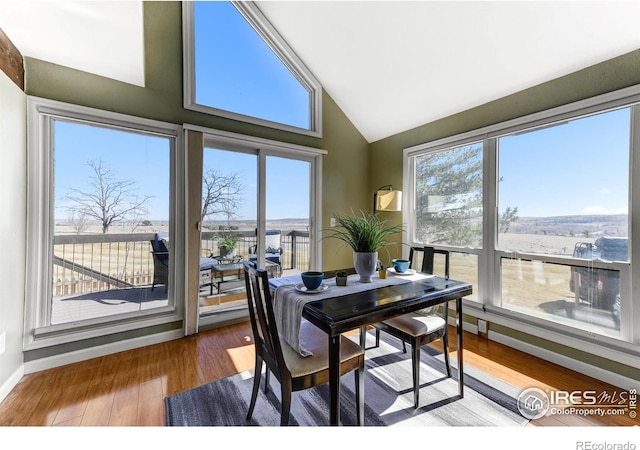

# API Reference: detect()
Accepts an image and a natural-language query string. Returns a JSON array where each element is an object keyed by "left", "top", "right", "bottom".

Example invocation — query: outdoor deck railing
[{"left": 53, "top": 230, "right": 310, "bottom": 297}]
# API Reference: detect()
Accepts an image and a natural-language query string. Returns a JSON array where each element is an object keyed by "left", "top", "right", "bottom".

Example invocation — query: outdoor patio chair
[
  {"left": 150, "top": 233, "right": 218, "bottom": 292},
  {"left": 249, "top": 230, "right": 283, "bottom": 274},
  {"left": 370, "top": 246, "right": 451, "bottom": 408},
  {"left": 243, "top": 261, "right": 365, "bottom": 425}
]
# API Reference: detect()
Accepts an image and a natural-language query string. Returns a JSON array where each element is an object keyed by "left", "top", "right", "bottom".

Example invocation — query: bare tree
[
  {"left": 66, "top": 159, "right": 152, "bottom": 234},
  {"left": 201, "top": 168, "right": 244, "bottom": 222},
  {"left": 67, "top": 210, "right": 91, "bottom": 234}
]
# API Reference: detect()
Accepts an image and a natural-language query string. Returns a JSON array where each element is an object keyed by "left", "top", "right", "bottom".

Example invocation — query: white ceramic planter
[{"left": 353, "top": 251, "right": 378, "bottom": 283}]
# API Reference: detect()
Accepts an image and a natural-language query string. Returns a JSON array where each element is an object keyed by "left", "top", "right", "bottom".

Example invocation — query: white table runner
[{"left": 273, "top": 271, "right": 432, "bottom": 356}]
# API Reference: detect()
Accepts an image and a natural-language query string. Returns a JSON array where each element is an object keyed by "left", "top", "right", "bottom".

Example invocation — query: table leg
[
  {"left": 329, "top": 333, "right": 341, "bottom": 426},
  {"left": 456, "top": 296, "right": 464, "bottom": 397},
  {"left": 359, "top": 326, "right": 367, "bottom": 348}
]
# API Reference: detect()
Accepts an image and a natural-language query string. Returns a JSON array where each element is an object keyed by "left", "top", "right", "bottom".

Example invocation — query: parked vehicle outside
[
  {"left": 569, "top": 237, "right": 627, "bottom": 325},
  {"left": 613, "top": 292, "right": 621, "bottom": 327}
]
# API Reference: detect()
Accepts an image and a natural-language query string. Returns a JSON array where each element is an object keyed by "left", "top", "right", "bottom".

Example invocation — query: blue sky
[
  {"left": 194, "top": 1, "right": 310, "bottom": 129},
  {"left": 202, "top": 148, "right": 310, "bottom": 221},
  {"left": 54, "top": 122, "right": 311, "bottom": 223},
  {"left": 498, "top": 107, "right": 630, "bottom": 217},
  {"left": 53, "top": 2, "right": 631, "bottom": 224},
  {"left": 54, "top": 120, "right": 171, "bottom": 222}
]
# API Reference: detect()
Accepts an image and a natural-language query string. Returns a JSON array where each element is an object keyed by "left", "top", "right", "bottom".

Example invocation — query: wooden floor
[{"left": 0, "top": 321, "right": 634, "bottom": 426}]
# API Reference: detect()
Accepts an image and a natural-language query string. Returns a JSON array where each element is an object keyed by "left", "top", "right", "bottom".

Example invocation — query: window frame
[
  {"left": 25, "top": 96, "right": 185, "bottom": 351},
  {"left": 403, "top": 84, "right": 640, "bottom": 364},
  {"left": 182, "top": 1, "right": 323, "bottom": 138}
]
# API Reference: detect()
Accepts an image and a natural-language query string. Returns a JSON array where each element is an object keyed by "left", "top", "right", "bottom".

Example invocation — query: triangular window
[{"left": 184, "top": 1, "right": 322, "bottom": 136}]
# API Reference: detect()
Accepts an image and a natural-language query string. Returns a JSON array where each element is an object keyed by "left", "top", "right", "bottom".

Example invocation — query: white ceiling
[
  {"left": 2, "top": 1, "right": 640, "bottom": 142},
  {"left": 0, "top": 1, "right": 145, "bottom": 87}
]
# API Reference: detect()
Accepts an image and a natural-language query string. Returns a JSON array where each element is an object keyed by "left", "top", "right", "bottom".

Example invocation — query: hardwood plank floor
[{"left": 0, "top": 321, "right": 634, "bottom": 427}]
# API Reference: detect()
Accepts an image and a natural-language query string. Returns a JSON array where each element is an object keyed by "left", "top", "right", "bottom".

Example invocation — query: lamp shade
[{"left": 375, "top": 189, "right": 402, "bottom": 212}]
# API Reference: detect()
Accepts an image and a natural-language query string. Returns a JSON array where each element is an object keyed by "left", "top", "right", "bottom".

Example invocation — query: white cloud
[{"left": 597, "top": 188, "right": 612, "bottom": 194}]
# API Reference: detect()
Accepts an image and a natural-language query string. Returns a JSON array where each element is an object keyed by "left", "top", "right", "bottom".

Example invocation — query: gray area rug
[{"left": 165, "top": 331, "right": 529, "bottom": 426}]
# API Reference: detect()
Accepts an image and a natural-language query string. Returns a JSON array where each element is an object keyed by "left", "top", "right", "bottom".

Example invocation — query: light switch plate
[
  {"left": 478, "top": 320, "right": 487, "bottom": 334},
  {"left": 0, "top": 332, "right": 5, "bottom": 355}
]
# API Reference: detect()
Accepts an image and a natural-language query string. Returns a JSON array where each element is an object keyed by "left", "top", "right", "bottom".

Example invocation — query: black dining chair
[
  {"left": 372, "top": 246, "right": 451, "bottom": 408},
  {"left": 243, "top": 261, "right": 365, "bottom": 425},
  {"left": 149, "top": 233, "right": 218, "bottom": 293}
]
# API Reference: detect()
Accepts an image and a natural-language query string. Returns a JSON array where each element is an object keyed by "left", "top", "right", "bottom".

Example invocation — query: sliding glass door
[
  {"left": 196, "top": 137, "right": 316, "bottom": 327},
  {"left": 266, "top": 155, "right": 311, "bottom": 277},
  {"left": 198, "top": 147, "right": 257, "bottom": 320}
]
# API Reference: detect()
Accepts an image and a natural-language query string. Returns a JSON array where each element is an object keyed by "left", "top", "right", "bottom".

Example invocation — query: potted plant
[
  {"left": 218, "top": 235, "right": 239, "bottom": 258},
  {"left": 324, "top": 211, "right": 404, "bottom": 282},
  {"left": 335, "top": 270, "right": 349, "bottom": 286}
]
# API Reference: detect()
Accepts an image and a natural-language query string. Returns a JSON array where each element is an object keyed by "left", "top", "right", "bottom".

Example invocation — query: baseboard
[
  {"left": 489, "top": 330, "right": 638, "bottom": 390},
  {"left": 0, "top": 365, "right": 24, "bottom": 405},
  {"left": 447, "top": 314, "right": 478, "bottom": 335},
  {"left": 23, "top": 329, "right": 184, "bottom": 374}
]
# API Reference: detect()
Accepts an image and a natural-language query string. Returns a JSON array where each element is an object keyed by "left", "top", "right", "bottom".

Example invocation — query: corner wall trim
[{"left": 0, "top": 365, "right": 24, "bottom": 405}]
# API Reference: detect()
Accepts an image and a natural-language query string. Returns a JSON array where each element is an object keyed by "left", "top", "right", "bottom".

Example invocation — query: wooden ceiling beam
[{"left": 0, "top": 27, "right": 24, "bottom": 91}]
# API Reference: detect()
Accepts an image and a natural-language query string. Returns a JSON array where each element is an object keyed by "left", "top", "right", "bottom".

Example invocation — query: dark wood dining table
[{"left": 301, "top": 275, "right": 472, "bottom": 426}]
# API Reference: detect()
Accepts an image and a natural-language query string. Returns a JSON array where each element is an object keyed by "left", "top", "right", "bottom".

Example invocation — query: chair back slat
[
  {"left": 409, "top": 246, "right": 450, "bottom": 279},
  {"left": 243, "top": 261, "right": 285, "bottom": 369}
]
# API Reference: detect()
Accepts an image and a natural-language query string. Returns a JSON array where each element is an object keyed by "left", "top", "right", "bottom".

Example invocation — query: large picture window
[
  {"left": 25, "top": 98, "right": 183, "bottom": 349},
  {"left": 497, "top": 108, "right": 630, "bottom": 338},
  {"left": 405, "top": 86, "right": 640, "bottom": 350},
  {"left": 183, "top": 1, "right": 322, "bottom": 137}
]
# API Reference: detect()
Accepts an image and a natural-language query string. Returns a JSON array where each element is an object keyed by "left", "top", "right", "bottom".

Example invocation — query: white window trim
[
  {"left": 25, "top": 96, "right": 185, "bottom": 351},
  {"left": 403, "top": 84, "right": 640, "bottom": 361},
  {"left": 182, "top": 1, "right": 323, "bottom": 138}
]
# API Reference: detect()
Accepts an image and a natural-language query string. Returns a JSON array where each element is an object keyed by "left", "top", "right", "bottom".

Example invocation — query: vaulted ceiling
[{"left": 2, "top": 1, "right": 640, "bottom": 142}]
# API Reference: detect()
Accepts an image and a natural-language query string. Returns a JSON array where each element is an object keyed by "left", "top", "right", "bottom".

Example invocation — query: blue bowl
[
  {"left": 391, "top": 259, "right": 410, "bottom": 273},
  {"left": 301, "top": 271, "right": 324, "bottom": 290}
]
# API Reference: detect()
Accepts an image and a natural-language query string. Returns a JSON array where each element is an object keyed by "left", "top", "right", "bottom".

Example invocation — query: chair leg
[
  {"left": 375, "top": 328, "right": 381, "bottom": 348},
  {"left": 402, "top": 340, "right": 407, "bottom": 354},
  {"left": 246, "top": 357, "right": 263, "bottom": 421},
  {"left": 442, "top": 330, "right": 452, "bottom": 378},
  {"left": 264, "top": 367, "right": 271, "bottom": 394},
  {"left": 280, "top": 378, "right": 293, "bottom": 426},
  {"left": 355, "top": 361, "right": 365, "bottom": 426},
  {"left": 411, "top": 342, "right": 421, "bottom": 409}
]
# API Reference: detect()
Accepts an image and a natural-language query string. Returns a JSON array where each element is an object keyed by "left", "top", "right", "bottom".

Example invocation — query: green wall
[
  {"left": 24, "top": 1, "right": 370, "bottom": 273},
  {"left": 369, "top": 49, "right": 640, "bottom": 382}
]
